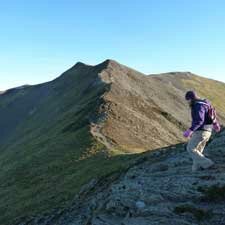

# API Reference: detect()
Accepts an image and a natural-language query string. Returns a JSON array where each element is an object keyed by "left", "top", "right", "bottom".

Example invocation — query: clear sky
[{"left": 0, "top": 0, "right": 225, "bottom": 90}]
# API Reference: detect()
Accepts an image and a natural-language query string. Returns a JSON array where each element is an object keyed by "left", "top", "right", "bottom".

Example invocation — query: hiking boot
[
  {"left": 202, "top": 161, "right": 215, "bottom": 170},
  {"left": 205, "top": 163, "right": 217, "bottom": 170},
  {"left": 192, "top": 164, "right": 202, "bottom": 172}
]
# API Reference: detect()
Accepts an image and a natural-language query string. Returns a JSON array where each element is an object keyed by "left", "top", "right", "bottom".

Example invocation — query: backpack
[{"left": 195, "top": 99, "right": 217, "bottom": 124}]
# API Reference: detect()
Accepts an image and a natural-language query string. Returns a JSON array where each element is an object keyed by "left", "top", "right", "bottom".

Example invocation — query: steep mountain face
[
  {"left": 0, "top": 59, "right": 225, "bottom": 225},
  {"left": 96, "top": 61, "right": 188, "bottom": 152},
  {"left": 92, "top": 61, "right": 225, "bottom": 152}
]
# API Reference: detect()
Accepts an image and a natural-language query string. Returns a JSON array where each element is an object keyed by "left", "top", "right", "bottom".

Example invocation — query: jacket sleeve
[{"left": 190, "top": 103, "right": 206, "bottom": 131}]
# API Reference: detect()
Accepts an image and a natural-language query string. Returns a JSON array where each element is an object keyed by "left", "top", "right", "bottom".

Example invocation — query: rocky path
[
  {"left": 68, "top": 129, "right": 225, "bottom": 225},
  {"left": 90, "top": 123, "right": 114, "bottom": 150}
]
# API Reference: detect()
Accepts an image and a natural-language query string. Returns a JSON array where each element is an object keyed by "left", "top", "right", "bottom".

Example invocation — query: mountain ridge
[{"left": 1, "top": 58, "right": 223, "bottom": 95}]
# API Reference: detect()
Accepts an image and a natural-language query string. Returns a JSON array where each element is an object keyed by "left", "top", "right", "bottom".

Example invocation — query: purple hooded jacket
[{"left": 190, "top": 99, "right": 212, "bottom": 132}]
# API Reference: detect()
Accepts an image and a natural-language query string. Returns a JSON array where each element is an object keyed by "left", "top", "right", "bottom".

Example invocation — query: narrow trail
[{"left": 90, "top": 123, "right": 114, "bottom": 150}]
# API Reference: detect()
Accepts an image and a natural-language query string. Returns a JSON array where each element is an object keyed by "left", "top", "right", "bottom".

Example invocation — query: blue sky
[{"left": 0, "top": 0, "right": 225, "bottom": 90}]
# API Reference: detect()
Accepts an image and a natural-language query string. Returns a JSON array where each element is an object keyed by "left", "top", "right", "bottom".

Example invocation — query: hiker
[{"left": 183, "top": 91, "right": 221, "bottom": 172}]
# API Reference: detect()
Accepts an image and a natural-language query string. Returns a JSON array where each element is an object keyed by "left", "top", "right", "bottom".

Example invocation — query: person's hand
[
  {"left": 213, "top": 121, "right": 221, "bottom": 133},
  {"left": 183, "top": 129, "right": 193, "bottom": 138}
]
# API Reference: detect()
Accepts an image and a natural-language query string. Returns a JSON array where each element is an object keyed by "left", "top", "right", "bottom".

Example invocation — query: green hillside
[
  {"left": 151, "top": 72, "right": 225, "bottom": 121},
  {"left": 183, "top": 74, "right": 225, "bottom": 120}
]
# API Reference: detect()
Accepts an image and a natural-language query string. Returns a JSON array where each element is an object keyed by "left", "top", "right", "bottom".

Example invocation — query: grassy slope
[
  {"left": 181, "top": 75, "right": 225, "bottom": 121},
  {"left": 0, "top": 64, "right": 138, "bottom": 225},
  {"left": 152, "top": 72, "right": 225, "bottom": 123}
]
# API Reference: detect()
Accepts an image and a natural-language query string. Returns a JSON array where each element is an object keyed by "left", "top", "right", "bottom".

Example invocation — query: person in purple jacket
[{"left": 183, "top": 91, "right": 221, "bottom": 172}]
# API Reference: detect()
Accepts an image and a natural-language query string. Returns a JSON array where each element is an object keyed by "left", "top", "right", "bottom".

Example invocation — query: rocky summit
[{"left": 0, "top": 59, "right": 225, "bottom": 225}]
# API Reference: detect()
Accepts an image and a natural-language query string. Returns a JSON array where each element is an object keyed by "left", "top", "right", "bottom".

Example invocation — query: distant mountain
[{"left": 0, "top": 59, "right": 225, "bottom": 225}]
